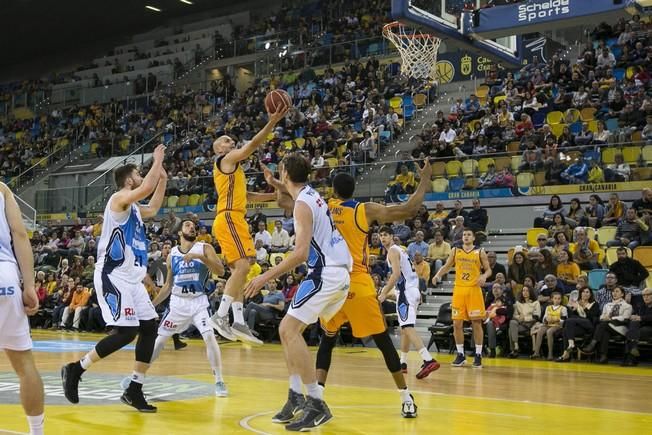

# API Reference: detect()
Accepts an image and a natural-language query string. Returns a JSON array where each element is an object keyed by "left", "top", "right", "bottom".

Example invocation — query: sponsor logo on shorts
[
  {"left": 451, "top": 307, "right": 459, "bottom": 316},
  {"left": 162, "top": 320, "right": 178, "bottom": 330},
  {"left": 469, "top": 309, "right": 482, "bottom": 317},
  {"left": 124, "top": 307, "right": 136, "bottom": 320}
]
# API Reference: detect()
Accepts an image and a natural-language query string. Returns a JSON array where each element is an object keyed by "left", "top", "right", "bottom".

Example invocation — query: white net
[{"left": 383, "top": 22, "right": 441, "bottom": 81}]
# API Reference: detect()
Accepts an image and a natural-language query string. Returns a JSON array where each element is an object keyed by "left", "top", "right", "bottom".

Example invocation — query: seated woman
[
  {"left": 484, "top": 288, "right": 512, "bottom": 358},
  {"left": 557, "top": 286, "right": 600, "bottom": 362},
  {"left": 565, "top": 198, "right": 587, "bottom": 228},
  {"left": 556, "top": 249, "right": 581, "bottom": 293},
  {"left": 547, "top": 213, "right": 572, "bottom": 242},
  {"left": 534, "top": 195, "right": 566, "bottom": 228},
  {"left": 533, "top": 250, "right": 556, "bottom": 283},
  {"left": 507, "top": 251, "right": 535, "bottom": 299},
  {"left": 602, "top": 193, "right": 626, "bottom": 226},
  {"left": 585, "top": 194, "right": 605, "bottom": 228},
  {"left": 551, "top": 231, "right": 570, "bottom": 263},
  {"left": 531, "top": 291, "right": 568, "bottom": 360},
  {"left": 581, "top": 286, "right": 632, "bottom": 364},
  {"left": 508, "top": 285, "right": 541, "bottom": 358}
]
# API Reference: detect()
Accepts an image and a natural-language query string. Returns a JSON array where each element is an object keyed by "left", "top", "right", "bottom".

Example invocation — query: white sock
[
  {"left": 568, "top": 339, "right": 575, "bottom": 348},
  {"left": 27, "top": 414, "right": 44, "bottom": 435},
  {"left": 203, "top": 332, "right": 223, "bottom": 383},
  {"left": 399, "top": 388, "right": 412, "bottom": 403},
  {"left": 305, "top": 382, "right": 323, "bottom": 400},
  {"left": 130, "top": 371, "right": 146, "bottom": 384},
  {"left": 475, "top": 345, "right": 483, "bottom": 356},
  {"left": 232, "top": 302, "right": 245, "bottom": 325},
  {"left": 418, "top": 347, "right": 432, "bottom": 362},
  {"left": 400, "top": 352, "right": 408, "bottom": 364},
  {"left": 79, "top": 353, "right": 94, "bottom": 370},
  {"left": 216, "top": 295, "right": 234, "bottom": 317},
  {"left": 289, "top": 374, "right": 302, "bottom": 394},
  {"left": 456, "top": 344, "right": 464, "bottom": 354}
]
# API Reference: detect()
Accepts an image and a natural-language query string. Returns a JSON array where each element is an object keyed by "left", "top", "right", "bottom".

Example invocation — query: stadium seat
[
  {"left": 326, "top": 157, "right": 339, "bottom": 168},
  {"left": 533, "top": 171, "right": 545, "bottom": 186},
  {"left": 187, "top": 194, "right": 200, "bottom": 206},
  {"left": 565, "top": 108, "right": 581, "bottom": 123},
  {"left": 493, "top": 95, "right": 506, "bottom": 105},
  {"left": 431, "top": 161, "right": 446, "bottom": 178},
  {"left": 477, "top": 158, "right": 495, "bottom": 175},
  {"left": 527, "top": 228, "right": 548, "bottom": 247},
  {"left": 464, "top": 176, "right": 479, "bottom": 190},
  {"left": 633, "top": 246, "right": 652, "bottom": 270},
  {"left": 601, "top": 147, "right": 618, "bottom": 165},
  {"left": 622, "top": 146, "right": 641, "bottom": 165},
  {"left": 588, "top": 269, "right": 608, "bottom": 291},
  {"left": 632, "top": 167, "right": 652, "bottom": 181},
  {"left": 389, "top": 96, "right": 402, "bottom": 109},
  {"left": 445, "top": 160, "right": 462, "bottom": 177},
  {"left": 587, "top": 120, "right": 599, "bottom": 133},
  {"left": 613, "top": 68, "right": 626, "bottom": 81},
  {"left": 583, "top": 150, "right": 601, "bottom": 163},
  {"left": 516, "top": 172, "right": 534, "bottom": 189},
  {"left": 431, "top": 178, "right": 448, "bottom": 192},
  {"left": 550, "top": 123, "right": 565, "bottom": 138},
  {"left": 596, "top": 226, "right": 617, "bottom": 247},
  {"left": 177, "top": 195, "right": 189, "bottom": 207},
  {"left": 167, "top": 195, "right": 179, "bottom": 208},
  {"left": 506, "top": 142, "right": 520, "bottom": 153},
  {"left": 580, "top": 107, "right": 597, "bottom": 122},
  {"left": 631, "top": 130, "right": 642, "bottom": 144},
  {"left": 494, "top": 156, "right": 511, "bottom": 171},
  {"left": 475, "top": 86, "right": 489, "bottom": 105},
  {"left": 569, "top": 121, "right": 583, "bottom": 135},
  {"left": 403, "top": 104, "right": 415, "bottom": 120},
  {"left": 448, "top": 177, "right": 465, "bottom": 192},
  {"left": 295, "top": 137, "right": 306, "bottom": 148},
  {"left": 511, "top": 155, "right": 521, "bottom": 172},
  {"left": 605, "top": 118, "right": 619, "bottom": 132},
  {"left": 546, "top": 111, "right": 564, "bottom": 125},
  {"left": 413, "top": 93, "right": 427, "bottom": 111},
  {"left": 626, "top": 66, "right": 637, "bottom": 80},
  {"left": 605, "top": 247, "right": 631, "bottom": 266},
  {"left": 462, "top": 159, "right": 478, "bottom": 176},
  {"left": 269, "top": 253, "right": 284, "bottom": 266}
]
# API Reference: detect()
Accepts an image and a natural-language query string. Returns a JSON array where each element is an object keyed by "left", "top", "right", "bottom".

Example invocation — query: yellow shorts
[
  {"left": 322, "top": 272, "right": 386, "bottom": 338},
  {"left": 451, "top": 285, "right": 485, "bottom": 321},
  {"left": 213, "top": 211, "right": 255, "bottom": 265}
]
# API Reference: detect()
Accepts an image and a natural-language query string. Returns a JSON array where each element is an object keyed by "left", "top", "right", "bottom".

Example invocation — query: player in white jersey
[
  {"left": 377, "top": 226, "right": 439, "bottom": 379},
  {"left": 62, "top": 144, "right": 167, "bottom": 413},
  {"left": 119, "top": 219, "right": 227, "bottom": 395},
  {"left": 245, "top": 153, "right": 352, "bottom": 432},
  {"left": 0, "top": 182, "right": 45, "bottom": 435}
]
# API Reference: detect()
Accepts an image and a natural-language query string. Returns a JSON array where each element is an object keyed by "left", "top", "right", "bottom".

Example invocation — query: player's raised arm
[
  {"left": 139, "top": 168, "right": 168, "bottom": 219},
  {"left": 261, "top": 163, "right": 294, "bottom": 211},
  {"left": 365, "top": 160, "right": 432, "bottom": 224},
  {"left": 221, "top": 103, "right": 289, "bottom": 169},
  {"left": 244, "top": 200, "right": 313, "bottom": 298},
  {"left": 247, "top": 191, "right": 278, "bottom": 203},
  {"left": 151, "top": 255, "right": 173, "bottom": 307},
  {"left": 1, "top": 182, "right": 37, "bottom": 314},
  {"left": 113, "top": 143, "right": 166, "bottom": 211},
  {"left": 432, "top": 247, "right": 456, "bottom": 285},
  {"left": 378, "top": 248, "right": 401, "bottom": 303}
]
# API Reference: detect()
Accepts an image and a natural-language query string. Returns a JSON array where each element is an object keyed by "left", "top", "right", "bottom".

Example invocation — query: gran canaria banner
[{"left": 522, "top": 181, "right": 650, "bottom": 196}]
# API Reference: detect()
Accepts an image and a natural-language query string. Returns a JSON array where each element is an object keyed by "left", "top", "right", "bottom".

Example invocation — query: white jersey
[
  {"left": 95, "top": 193, "right": 149, "bottom": 282},
  {"left": 170, "top": 243, "right": 211, "bottom": 299},
  {"left": 0, "top": 191, "right": 16, "bottom": 265},
  {"left": 387, "top": 245, "right": 420, "bottom": 293},
  {"left": 295, "top": 186, "right": 352, "bottom": 272}
]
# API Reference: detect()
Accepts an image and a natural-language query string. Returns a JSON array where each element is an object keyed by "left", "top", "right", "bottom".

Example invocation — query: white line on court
[{"left": 0, "top": 429, "right": 27, "bottom": 435}]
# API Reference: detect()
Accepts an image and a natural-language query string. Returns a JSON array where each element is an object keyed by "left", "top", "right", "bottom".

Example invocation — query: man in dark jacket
[
  {"left": 467, "top": 199, "right": 488, "bottom": 233},
  {"left": 624, "top": 288, "right": 652, "bottom": 366},
  {"left": 609, "top": 247, "right": 649, "bottom": 292},
  {"left": 486, "top": 251, "right": 506, "bottom": 282}
]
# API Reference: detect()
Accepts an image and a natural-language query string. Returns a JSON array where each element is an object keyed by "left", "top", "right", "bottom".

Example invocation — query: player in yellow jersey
[
  {"left": 432, "top": 229, "right": 492, "bottom": 368},
  {"left": 263, "top": 160, "right": 433, "bottom": 418},
  {"left": 208, "top": 102, "right": 289, "bottom": 344}
]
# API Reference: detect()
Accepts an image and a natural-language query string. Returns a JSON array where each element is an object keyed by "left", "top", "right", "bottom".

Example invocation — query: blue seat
[
  {"left": 403, "top": 104, "right": 415, "bottom": 120},
  {"left": 448, "top": 177, "right": 465, "bottom": 192},
  {"left": 611, "top": 46, "right": 622, "bottom": 60},
  {"left": 294, "top": 126, "right": 304, "bottom": 138},
  {"left": 570, "top": 121, "right": 583, "bottom": 135},
  {"left": 583, "top": 150, "right": 601, "bottom": 162},
  {"left": 605, "top": 118, "right": 619, "bottom": 132},
  {"left": 613, "top": 68, "right": 626, "bottom": 81},
  {"left": 588, "top": 269, "right": 608, "bottom": 291},
  {"left": 379, "top": 130, "right": 391, "bottom": 145},
  {"left": 532, "top": 111, "right": 547, "bottom": 129}
]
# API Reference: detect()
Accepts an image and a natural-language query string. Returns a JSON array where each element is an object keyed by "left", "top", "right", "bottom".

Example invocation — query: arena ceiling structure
[{"left": 0, "top": 0, "right": 259, "bottom": 80}]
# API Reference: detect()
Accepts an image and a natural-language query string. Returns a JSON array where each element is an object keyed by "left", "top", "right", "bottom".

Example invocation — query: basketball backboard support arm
[{"left": 391, "top": 0, "right": 523, "bottom": 68}]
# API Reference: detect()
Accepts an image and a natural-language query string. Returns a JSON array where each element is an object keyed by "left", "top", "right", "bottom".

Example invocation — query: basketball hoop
[{"left": 382, "top": 21, "right": 441, "bottom": 81}]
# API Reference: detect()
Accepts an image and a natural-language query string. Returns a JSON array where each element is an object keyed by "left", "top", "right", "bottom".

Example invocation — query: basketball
[{"left": 264, "top": 89, "right": 292, "bottom": 114}]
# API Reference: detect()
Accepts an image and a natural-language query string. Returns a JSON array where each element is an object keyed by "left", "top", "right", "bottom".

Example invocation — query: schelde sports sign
[{"left": 518, "top": 0, "right": 570, "bottom": 23}]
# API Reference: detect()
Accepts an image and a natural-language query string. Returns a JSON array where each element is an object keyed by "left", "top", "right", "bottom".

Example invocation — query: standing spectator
[
  {"left": 427, "top": 230, "right": 451, "bottom": 278},
  {"left": 581, "top": 287, "right": 632, "bottom": 364},
  {"left": 254, "top": 221, "right": 272, "bottom": 249},
  {"left": 407, "top": 231, "right": 428, "bottom": 260},
  {"left": 602, "top": 192, "right": 626, "bottom": 226},
  {"left": 270, "top": 220, "right": 291, "bottom": 253},
  {"left": 624, "top": 288, "right": 652, "bottom": 366},
  {"left": 607, "top": 208, "right": 648, "bottom": 250},
  {"left": 531, "top": 291, "right": 567, "bottom": 360},
  {"left": 508, "top": 285, "right": 541, "bottom": 358},
  {"left": 557, "top": 287, "right": 600, "bottom": 362}
]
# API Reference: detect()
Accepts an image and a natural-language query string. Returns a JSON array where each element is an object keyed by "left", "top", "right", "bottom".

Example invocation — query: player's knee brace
[
  {"left": 372, "top": 331, "right": 402, "bottom": 373},
  {"left": 315, "top": 333, "right": 338, "bottom": 371},
  {"left": 135, "top": 319, "right": 158, "bottom": 363},
  {"left": 95, "top": 326, "right": 139, "bottom": 358}
]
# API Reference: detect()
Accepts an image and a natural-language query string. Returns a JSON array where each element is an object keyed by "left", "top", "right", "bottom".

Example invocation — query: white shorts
[
  {"left": 0, "top": 262, "right": 31, "bottom": 351},
  {"left": 397, "top": 286, "right": 420, "bottom": 328},
  {"left": 95, "top": 271, "right": 158, "bottom": 327},
  {"left": 288, "top": 267, "right": 350, "bottom": 326},
  {"left": 158, "top": 295, "right": 212, "bottom": 337}
]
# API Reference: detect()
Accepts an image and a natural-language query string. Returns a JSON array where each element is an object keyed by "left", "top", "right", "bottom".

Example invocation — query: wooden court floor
[{"left": 1, "top": 331, "right": 651, "bottom": 435}]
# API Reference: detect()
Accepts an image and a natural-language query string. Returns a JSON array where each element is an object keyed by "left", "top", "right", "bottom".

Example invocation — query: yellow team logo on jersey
[
  {"left": 460, "top": 54, "right": 472, "bottom": 76},
  {"left": 436, "top": 61, "right": 455, "bottom": 84}
]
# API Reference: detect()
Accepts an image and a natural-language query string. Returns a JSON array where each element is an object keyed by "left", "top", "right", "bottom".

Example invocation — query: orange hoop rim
[{"left": 382, "top": 21, "right": 438, "bottom": 40}]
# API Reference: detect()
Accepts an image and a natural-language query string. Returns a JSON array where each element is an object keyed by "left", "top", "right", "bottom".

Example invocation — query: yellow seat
[
  {"left": 527, "top": 228, "right": 548, "bottom": 247},
  {"left": 478, "top": 158, "right": 495, "bottom": 175},
  {"left": 413, "top": 93, "right": 427, "bottom": 109},
  {"left": 596, "top": 226, "right": 617, "bottom": 247},
  {"left": 493, "top": 95, "right": 507, "bottom": 105},
  {"left": 494, "top": 156, "right": 511, "bottom": 171},
  {"left": 389, "top": 96, "right": 403, "bottom": 109},
  {"left": 202, "top": 105, "right": 212, "bottom": 115},
  {"left": 445, "top": 160, "right": 462, "bottom": 177},
  {"left": 632, "top": 167, "right": 652, "bottom": 181},
  {"left": 580, "top": 107, "right": 597, "bottom": 122},
  {"left": 533, "top": 171, "right": 545, "bottom": 186},
  {"left": 601, "top": 147, "right": 619, "bottom": 165},
  {"left": 588, "top": 120, "right": 599, "bottom": 133},
  {"left": 177, "top": 195, "right": 189, "bottom": 207},
  {"left": 266, "top": 132, "right": 275, "bottom": 141},
  {"left": 187, "top": 194, "right": 200, "bottom": 206},
  {"left": 506, "top": 141, "right": 520, "bottom": 153},
  {"left": 517, "top": 172, "right": 534, "bottom": 189},
  {"left": 295, "top": 138, "right": 306, "bottom": 148},
  {"left": 511, "top": 155, "right": 521, "bottom": 171},
  {"left": 626, "top": 66, "right": 637, "bottom": 80},
  {"left": 431, "top": 178, "right": 448, "bottom": 192},
  {"left": 167, "top": 195, "right": 179, "bottom": 208},
  {"left": 267, "top": 221, "right": 276, "bottom": 234},
  {"left": 475, "top": 86, "right": 489, "bottom": 105},
  {"left": 464, "top": 176, "right": 479, "bottom": 190},
  {"left": 269, "top": 253, "right": 285, "bottom": 266},
  {"left": 550, "top": 123, "right": 565, "bottom": 138},
  {"left": 643, "top": 145, "right": 652, "bottom": 164},
  {"left": 283, "top": 140, "right": 293, "bottom": 149},
  {"left": 90, "top": 143, "right": 99, "bottom": 154},
  {"left": 119, "top": 138, "right": 130, "bottom": 152},
  {"left": 622, "top": 146, "right": 641, "bottom": 165},
  {"left": 646, "top": 274, "right": 652, "bottom": 290},
  {"left": 326, "top": 157, "right": 339, "bottom": 168},
  {"left": 606, "top": 247, "right": 631, "bottom": 266},
  {"left": 546, "top": 111, "right": 564, "bottom": 125},
  {"left": 462, "top": 159, "right": 478, "bottom": 176},
  {"left": 431, "top": 161, "right": 446, "bottom": 178},
  {"left": 633, "top": 246, "right": 652, "bottom": 269},
  {"left": 632, "top": 130, "right": 642, "bottom": 143},
  {"left": 584, "top": 227, "right": 596, "bottom": 241},
  {"left": 565, "top": 108, "right": 581, "bottom": 123}
]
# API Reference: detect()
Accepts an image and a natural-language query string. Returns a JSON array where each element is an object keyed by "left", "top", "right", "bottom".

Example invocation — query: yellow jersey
[
  {"left": 454, "top": 247, "right": 482, "bottom": 287},
  {"left": 213, "top": 156, "right": 247, "bottom": 214},
  {"left": 328, "top": 198, "right": 368, "bottom": 274}
]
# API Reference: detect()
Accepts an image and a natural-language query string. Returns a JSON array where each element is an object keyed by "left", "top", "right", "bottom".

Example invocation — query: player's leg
[
  {"left": 468, "top": 287, "right": 486, "bottom": 368},
  {"left": 5, "top": 349, "right": 45, "bottom": 435},
  {"left": 194, "top": 300, "right": 227, "bottom": 397},
  {"left": 401, "top": 327, "right": 439, "bottom": 379},
  {"left": 451, "top": 287, "right": 468, "bottom": 366},
  {"left": 316, "top": 308, "right": 348, "bottom": 385},
  {"left": 399, "top": 327, "right": 410, "bottom": 372}
]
